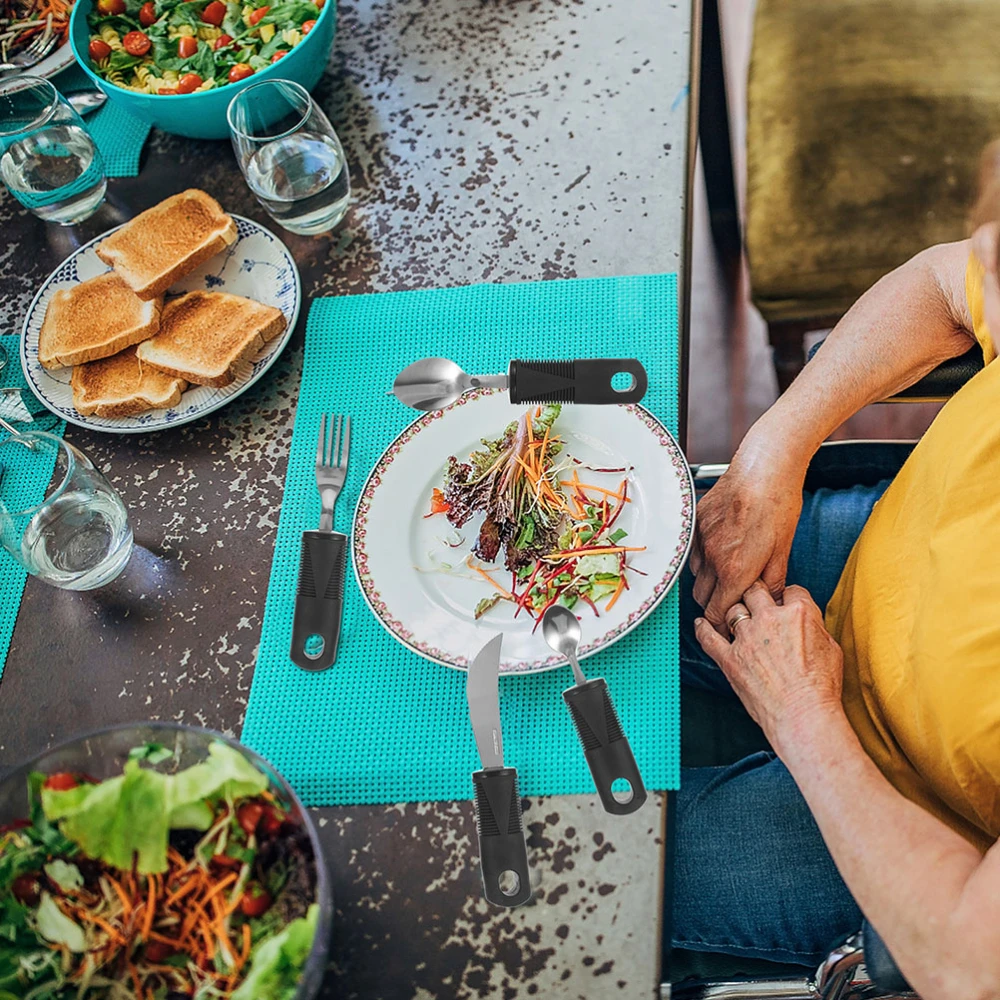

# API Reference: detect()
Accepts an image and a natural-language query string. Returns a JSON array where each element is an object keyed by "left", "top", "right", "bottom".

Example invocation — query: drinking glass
[
  {"left": 0, "top": 431, "right": 132, "bottom": 590},
  {"left": 227, "top": 79, "right": 350, "bottom": 236},
  {"left": 0, "top": 76, "right": 107, "bottom": 225}
]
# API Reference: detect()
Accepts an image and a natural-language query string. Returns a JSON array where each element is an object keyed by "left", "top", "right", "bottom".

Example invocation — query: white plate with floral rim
[
  {"left": 20, "top": 214, "right": 300, "bottom": 434},
  {"left": 353, "top": 390, "right": 695, "bottom": 675}
]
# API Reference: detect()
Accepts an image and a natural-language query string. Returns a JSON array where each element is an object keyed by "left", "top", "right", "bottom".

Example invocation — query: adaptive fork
[
  {"left": 0, "top": 26, "right": 59, "bottom": 73},
  {"left": 291, "top": 414, "right": 351, "bottom": 671}
]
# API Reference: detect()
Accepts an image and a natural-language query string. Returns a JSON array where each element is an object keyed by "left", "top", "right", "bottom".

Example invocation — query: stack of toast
[{"left": 38, "top": 190, "right": 288, "bottom": 419}]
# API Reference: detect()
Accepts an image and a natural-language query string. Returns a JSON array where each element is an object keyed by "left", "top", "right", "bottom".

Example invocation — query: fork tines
[{"left": 317, "top": 413, "right": 351, "bottom": 469}]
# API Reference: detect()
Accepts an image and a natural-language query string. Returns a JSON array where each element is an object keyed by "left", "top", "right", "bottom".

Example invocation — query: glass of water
[
  {"left": 0, "top": 431, "right": 132, "bottom": 591},
  {"left": 0, "top": 76, "right": 107, "bottom": 226},
  {"left": 227, "top": 79, "right": 350, "bottom": 236}
]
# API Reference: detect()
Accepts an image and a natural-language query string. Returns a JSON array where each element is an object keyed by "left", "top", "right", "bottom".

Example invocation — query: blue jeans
[{"left": 672, "top": 479, "right": 891, "bottom": 966}]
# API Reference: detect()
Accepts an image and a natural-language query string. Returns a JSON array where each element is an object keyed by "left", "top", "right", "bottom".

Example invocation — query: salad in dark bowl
[{"left": 0, "top": 724, "right": 330, "bottom": 1000}]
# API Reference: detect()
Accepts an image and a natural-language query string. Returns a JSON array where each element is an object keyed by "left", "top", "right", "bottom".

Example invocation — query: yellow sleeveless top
[{"left": 826, "top": 254, "right": 999, "bottom": 853}]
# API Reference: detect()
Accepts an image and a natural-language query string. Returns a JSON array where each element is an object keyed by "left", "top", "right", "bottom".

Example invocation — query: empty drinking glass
[
  {"left": 227, "top": 79, "right": 350, "bottom": 236},
  {"left": 0, "top": 431, "right": 132, "bottom": 590},
  {"left": 0, "top": 76, "right": 107, "bottom": 225}
]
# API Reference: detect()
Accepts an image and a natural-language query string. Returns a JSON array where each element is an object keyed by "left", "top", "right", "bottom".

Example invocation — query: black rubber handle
[
  {"left": 290, "top": 530, "right": 347, "bottom": 672},
  {"left": 508, "top": 358, "right": 647, "bottom": 404},
  {"left": 472, "top": 767, "right": 532, "bottom": 907},
  {"left": 563, "top": 678, "right": 647, "bottom": 815}
]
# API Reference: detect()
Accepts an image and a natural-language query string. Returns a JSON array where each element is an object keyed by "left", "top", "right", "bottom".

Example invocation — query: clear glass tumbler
[
  {"left": 0, "top": 431, "right": 133, "bottom": 590},
  {"left": 0, "top": 75, "right": 107, "bottom": 225},
  {"left": 227, "top": 79, "right": 351, "bottom": 236}
]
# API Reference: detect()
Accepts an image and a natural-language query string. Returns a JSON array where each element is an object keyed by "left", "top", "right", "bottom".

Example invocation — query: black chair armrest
[
  {"left": 862, "top": 921, "right": 913, "bottom": 994},
  {"left": 807, "top": 341, "right": 983, "bottom": 400}
]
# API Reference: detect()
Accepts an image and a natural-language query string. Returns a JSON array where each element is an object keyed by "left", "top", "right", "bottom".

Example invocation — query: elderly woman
[{"left": 672, "top": 209, "right": 1000, "bottom": 998}]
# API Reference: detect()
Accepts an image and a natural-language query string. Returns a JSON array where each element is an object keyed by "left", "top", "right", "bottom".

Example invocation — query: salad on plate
[
  {"left": 425, "top": 404, "right": 646, "bottom": 626},
  {"left": 85, "top": 0, "right": 323, "bottom": 95},
  {"left": 0, "top": 740, "right": 319, "bottom": 999}
]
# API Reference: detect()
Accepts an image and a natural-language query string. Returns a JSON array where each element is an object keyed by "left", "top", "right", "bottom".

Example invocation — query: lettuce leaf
[
  {"left": 41, "top": 742, "right": 268, "bottom": 874},
  {"left": 231, "top": 904, "right": 318, "bottom": 1000},
  {"left": 35, "top": 894, "right": 85, "bottom": 953}
]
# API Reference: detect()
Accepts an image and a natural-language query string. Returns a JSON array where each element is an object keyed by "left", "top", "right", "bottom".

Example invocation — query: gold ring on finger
[{"left": 727, "top": 612, "right": 752, "bottom": 636}]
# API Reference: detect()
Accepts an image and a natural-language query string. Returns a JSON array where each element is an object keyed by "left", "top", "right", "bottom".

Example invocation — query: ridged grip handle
[
  {"left": 508, "top": 358, "right": 647, "bottom": 404},
  {"left": 472, "top": 767, "right": 532, "bottom": 907},
  {"left": 290, "top": 530, "right": 347, "bottom": 672},
  {"left": 564, "top": 678, "right": 647, "bottom": 815}
]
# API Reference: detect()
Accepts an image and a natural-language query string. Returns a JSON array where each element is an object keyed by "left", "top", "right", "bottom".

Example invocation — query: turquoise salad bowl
[{"left": 69, "top": 0, "right": 335, "bottom": 140}]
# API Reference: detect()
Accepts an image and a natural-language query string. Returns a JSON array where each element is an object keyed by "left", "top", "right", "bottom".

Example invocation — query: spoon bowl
[
  {"left": 541, "top": 605, "right": 587, "bottom": 686},
  {"left": 391, "top": 357, "right": 475, "bottom": 410}
]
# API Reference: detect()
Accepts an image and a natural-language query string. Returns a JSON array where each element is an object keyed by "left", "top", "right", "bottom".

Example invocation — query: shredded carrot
[
  {"left": 468, "top": 558, "right": 515, "bottom": 600},
  {"left": 560, "top": 480, "right": 631, "bottom": 501},
  {"left": 147, "top": 930, "right": 183, "bottom": 946},
  {"left": 199, "top": 920, "right": 216, "bottom": 959},
  {"left": 106, "top": 875, "right": 132, "bottom": 917},
  {"left": 200, "top": 871, "right": 237, "bottom": 907},
  {"left": 545, "top": 545, "right": 646, "bottom": 558},
  {"left": 165, "top": 875, "right": 201, "bottom": 906},
  {"left": 241, "top": 922, "right": 252, "bottom": 963},
  {"left": 605, "top": 576, "right": 626, "bottom": 611},
  {"left": 71, "top": 908, "right": 127, "bottom": 946},
  {"left": 127, "top": 960, "right": 143, "bottom": 998}
]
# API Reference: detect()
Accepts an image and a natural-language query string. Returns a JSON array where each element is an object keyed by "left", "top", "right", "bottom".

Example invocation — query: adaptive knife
[
  {"left": 391, "top": 357, "right": 648, "bottom": 411},
  {"left": 466, "top": 633, "right": 532, "bottom": 907}
]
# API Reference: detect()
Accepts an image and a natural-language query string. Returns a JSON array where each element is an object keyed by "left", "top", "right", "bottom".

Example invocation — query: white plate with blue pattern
[{"left": 20, "top": 214, "right": 300, "bottom": 434}]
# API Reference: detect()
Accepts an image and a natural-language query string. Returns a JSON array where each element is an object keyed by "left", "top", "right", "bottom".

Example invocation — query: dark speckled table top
[{"left": 0, "top": 0, "right": 693, "bottom": 995}]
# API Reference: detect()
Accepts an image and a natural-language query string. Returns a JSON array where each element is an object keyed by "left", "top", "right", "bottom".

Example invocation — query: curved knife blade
[{"left": 467, "top": 633, "right": 504, "bottom": 769}]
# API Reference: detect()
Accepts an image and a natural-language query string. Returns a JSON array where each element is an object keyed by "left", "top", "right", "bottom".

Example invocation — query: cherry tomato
[
  {"left": 43, "top": 772, "right": 79, "bottom": 791},
  {"left": 237, "top": 802, "right": 264, "bottom": 836},
  {"left": 176, "top": 72, "right": 202, "bottom": 93},
  {"left": 144, "top": 940, "right": 176, "bottom": 963},
  {"left": 157, "top": 87, "right": 178, "bottom": 94},
  {"left": 248, "top": 5, "right": 268, "bottom": 24},
  {"left": 259, "top": 803, "right": 286, "bottom": 837},
  {"left": 12, "top": 873, "right": 42, "bottom": 907},
  {"left": 177, "top": 34, "right": 198, "bottom": 57},
  {"left": 95, "top": 0, "right": 125, "bottom": 13},
  {"left": 300, "top": 18, "right": 315, "bottom": 33},
  {"left": 239, "top": 884, "right": 273, "bottom": 918},
  {"left": 213, "top": 32, "right": 233, "bottom": 48},
  {"left": 210, "top": 853, "right": 242, "bottom": 871},
  {"left": 228, "top": 62, "right": 254, "bottom": 82},
  {"left": 139, "top": 1, "right": 157, "bottom": 25},
  {"left": 88, "top": 38, "right": 112, "bottom": 60},
  {"left": 122, "top": 30, "right": 152, "bottom": 56},
  {"left": 201, "top": 0, "right": 226, "bottom": 24},
  {"left": 270, "top": 49, "right": 288, "bottom": 61},
  {"left": 314, "top": 0, "right": 323, "bottom": 8}
]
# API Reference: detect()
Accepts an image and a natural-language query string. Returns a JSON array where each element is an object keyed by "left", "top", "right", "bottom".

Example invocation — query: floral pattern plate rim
[
  {"left": 352, "top": 390, "right": 695, "bottom": 675},
  {"left": 20, "top": 214, "right": 300, "bottom": 435}
]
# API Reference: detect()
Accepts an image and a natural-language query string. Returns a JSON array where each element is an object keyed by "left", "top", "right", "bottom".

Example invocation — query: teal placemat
[
  {"left": 0, "top": 336, "right": 66, "bottom": 678},
  {"left": 55, "top": 65, "right": 152, "bottom": 178},
  {"left": 242, "top": 273, "right": 682, "bottom": 805}
]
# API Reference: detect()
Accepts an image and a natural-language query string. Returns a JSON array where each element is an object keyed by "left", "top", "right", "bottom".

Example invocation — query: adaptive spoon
[{"left": 542, "top": 604, "right": 647, "bottom": 815}]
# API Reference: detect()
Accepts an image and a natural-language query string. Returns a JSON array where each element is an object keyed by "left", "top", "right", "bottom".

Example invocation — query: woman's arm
[
  {"left": 695, "top": 584, "right": 1000, "bottom": 1000},
  {"left": 692, "top": 239, "right": 978, "bottom": 632}
]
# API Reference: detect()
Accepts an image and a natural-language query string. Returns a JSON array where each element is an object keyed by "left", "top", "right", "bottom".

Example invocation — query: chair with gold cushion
[{"left": 745, "top": 0, "right": 1000, "bottom": 391}]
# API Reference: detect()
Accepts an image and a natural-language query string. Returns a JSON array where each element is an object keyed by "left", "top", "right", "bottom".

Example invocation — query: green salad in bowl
[
  {"left": 85, "top": 0, "right": 324, "bottom": 95},
  {"left": 0, "top": 727, "right": 328, "bottom": 999}
]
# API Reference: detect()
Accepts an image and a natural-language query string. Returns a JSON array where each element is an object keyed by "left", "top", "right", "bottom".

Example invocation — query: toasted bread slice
[
  {"left": 71, "top": 346, "right": 188, "bottom": 418},
  {"left": 136, "top": 291, "right": 287, "bottom": 388},
  {"left": 38, "top": 272, "right": 163, "bottom": 370},
  {"left": 95, "top": 190, "right": 238, "bottom": 301}
]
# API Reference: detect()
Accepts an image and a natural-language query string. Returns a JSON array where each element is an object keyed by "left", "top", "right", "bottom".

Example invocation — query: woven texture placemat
[
  {"left": 0, "top": 335, "right": 66, "bottom": 679},
  {"left": 241, "top": 273, "right": 681, "bottom": 805},
  {"left": 55, "top": 65, "right": 152, "bottom": 178}
]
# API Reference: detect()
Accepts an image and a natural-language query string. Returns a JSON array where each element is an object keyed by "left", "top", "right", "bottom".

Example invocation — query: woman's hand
[
  {"left": 690, "top": 446, "right": 806, "bottom": 634},
  {"left": 694, "top": 581, "right": 844, "bottom": 752}
]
